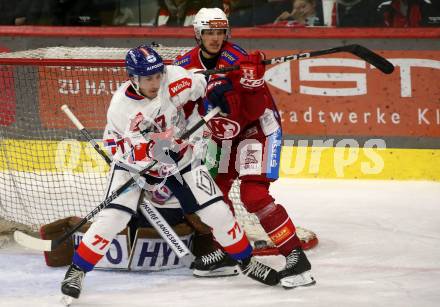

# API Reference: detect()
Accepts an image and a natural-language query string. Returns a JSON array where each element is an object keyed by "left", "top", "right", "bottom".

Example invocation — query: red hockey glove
[
  {"left": 238, "top": 51, "right": 266, "bottom": 90},
  {"left": 206, "top": 77, "right": 240, "bottom": 116}
]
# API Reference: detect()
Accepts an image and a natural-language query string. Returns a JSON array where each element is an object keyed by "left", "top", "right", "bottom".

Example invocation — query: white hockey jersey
[{"left": 103, "top": 65, "right": 207, "bottom": 178}]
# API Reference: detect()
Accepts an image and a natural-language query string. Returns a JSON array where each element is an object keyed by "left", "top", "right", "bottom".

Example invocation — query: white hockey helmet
[{"left": 193, "top": 8, "right": 230, "bottom": 43}]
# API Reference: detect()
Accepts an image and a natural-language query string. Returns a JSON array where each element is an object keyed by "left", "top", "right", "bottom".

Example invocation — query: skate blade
[
  {"left": 193, "top": 266, "right": 239, "bottom": 278},
  {"left": 280, "top": 271, "right": 316, "bottom": 289},
  {"left": 60, "top": 295, "right": 75, "bottom": 306}
]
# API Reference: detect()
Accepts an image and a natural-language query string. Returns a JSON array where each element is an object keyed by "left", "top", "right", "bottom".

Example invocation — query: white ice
[{"left": 1, "top": 178, "right": 440, "bottom": 307}]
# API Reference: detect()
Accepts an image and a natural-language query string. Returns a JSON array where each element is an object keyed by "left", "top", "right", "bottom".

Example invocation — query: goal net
[{"left": 0, "top": 46, "right": 276, "bottom": 246}]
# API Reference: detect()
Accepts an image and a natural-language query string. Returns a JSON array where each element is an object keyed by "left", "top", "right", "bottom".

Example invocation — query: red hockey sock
[
  {"left": 72, "top": 241, "right": 105, "bottom": 272},
  {"left": 259, "top": 204, "right": 302, "bottom": 256}
]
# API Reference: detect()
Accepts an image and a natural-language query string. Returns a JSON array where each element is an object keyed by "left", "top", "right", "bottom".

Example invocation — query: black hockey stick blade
[
  {"left": 263, "top": 44, "right": 394, "bottom": 75},
  {"left": 197, "top": 65, "right": 240, "bottom": 76},
  {"left": 341, "top": 44, "right": 394, "bottom": 74}
]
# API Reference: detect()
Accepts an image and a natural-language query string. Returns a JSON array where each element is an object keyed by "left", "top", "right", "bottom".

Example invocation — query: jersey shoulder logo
[
  {"left": 220, "top": 50, "right": 238, "bottom": 65},
  {"left": 173, "top": 55, "right": 191, "bottom": 67},
  {"left": 208, "top": 117, "right": 240, "bottom": 140},
  {"left": 169, "top": 77, "right": 192, "bottom": 97}
]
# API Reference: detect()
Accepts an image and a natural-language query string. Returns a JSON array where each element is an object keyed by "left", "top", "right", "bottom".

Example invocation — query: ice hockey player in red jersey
[
  {"left": 60, "top": 45, "right": 281, "bottom": 302},
  {"left": 174, "top": 8, "right": 315, "bottom": 288}
]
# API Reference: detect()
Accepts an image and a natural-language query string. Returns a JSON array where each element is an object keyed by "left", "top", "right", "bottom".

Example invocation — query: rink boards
[{"left": 0, "top": 139, "right": 439, "bottom": 181}]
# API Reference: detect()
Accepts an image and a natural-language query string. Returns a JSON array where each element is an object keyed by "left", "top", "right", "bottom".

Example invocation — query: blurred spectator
[
  {"left": 273, "top": 0, "right": 324, "bottom": 26},
  {"left": 0, "top": 1, "right": 25, "bottom": 25},
  {"left": 336, "top": 0, "right": 383, "bottom": 27},
  {"left": 227, "top": 0, "right": 292, "bottom": 26},
  {"left": 114, "top": 0, "right": 160, "bottom": 26},
  {"left": 113, "top": 6, "right": 136, "bottom": 25},
  {"left": 377, "top": 0, "right": 435, "bottom": 27},
  {"left": 52, "top": 0, "right": 102, "bottom": 26},
  {"left": 156, "top": 0, "right": 220, "bottom": 26},
  {"left": 0, "top": 0, "right": 48, "bottom": 25},
  {"left": 420, "top": 1, "right": 440, "bottom": 26}
]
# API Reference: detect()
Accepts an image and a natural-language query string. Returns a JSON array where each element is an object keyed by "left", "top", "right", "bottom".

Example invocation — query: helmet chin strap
[{"left": 129, "top": 76, "right": 144, "bottom": 97}]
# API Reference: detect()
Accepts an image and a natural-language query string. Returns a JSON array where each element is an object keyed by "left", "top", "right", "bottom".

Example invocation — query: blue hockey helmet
[
  {"left": 125, "top": 45, "right": 165, "bottom": 97},
  {"left": 125, "top": 45, "right": 164, "bottom": 77}
]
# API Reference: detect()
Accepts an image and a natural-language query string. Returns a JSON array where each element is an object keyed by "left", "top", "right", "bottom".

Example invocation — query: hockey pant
[{"left": 73, "top": 163, "right": 252, "bottom": 272}]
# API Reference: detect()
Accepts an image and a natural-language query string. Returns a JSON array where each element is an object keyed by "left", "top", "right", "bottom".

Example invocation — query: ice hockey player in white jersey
[{"left": 60, "top": 45, "right": 279, "bottom": 301}]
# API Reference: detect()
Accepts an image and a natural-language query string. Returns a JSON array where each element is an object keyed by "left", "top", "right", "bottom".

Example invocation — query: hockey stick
[
  {"left": 62, "top": 104, "right": 192, "bottom": 259},
  {"left": 13, "top": 106, "right": 221, "bottom": 252},
  {"left": 200, "top": 44, "right": 394, "bottom": 75},
  {"left": 138, "top": 201, "right": 192, "bottom": 259},
  {"left": 61, "top": 105, "right": 112, "bottom": 165}
]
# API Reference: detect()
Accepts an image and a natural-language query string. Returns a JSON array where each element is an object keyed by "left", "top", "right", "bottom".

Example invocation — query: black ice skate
[
  {"left": 278, "top": 248, "right": 316, "bottom": 289},
  {"left": 238, "top": 256, "right": 279, "bottom": 286},
  {"left": 192, "top": 249, "right": 239, "bottom": 277},
  {"left": 61, "top": 264, "right": 86, "bottom": 299}
]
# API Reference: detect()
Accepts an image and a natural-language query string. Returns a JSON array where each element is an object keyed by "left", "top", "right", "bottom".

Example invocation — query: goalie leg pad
[
  {"left": 40, "top": 216, "right": 82, "bottom": 267},
  {"left": 73, "top": 208, "right": 132, "bottom": 272}
]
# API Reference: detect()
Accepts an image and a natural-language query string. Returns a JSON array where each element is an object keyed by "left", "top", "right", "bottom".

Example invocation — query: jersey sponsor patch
[
  {"left": 208, "top": 117, "right": 240, "bottom": 139},
  {"left": 208, "top": 19, "right": 228, "bottom": 28},
  {"left": 220, "top": 50, "right": 238, "bottom": 65},
  {"left": 168, "top": 77, "right": 192, "bottom": 97},
  {"left": 173, "top": 55, "right": 191, "bottom": 67},
  {"left": 260, "top": 108, "right": 280, "bottom": 136},
  {"left": 265, "top": 128, "right": 282, "bottom": 180},
  {"left": 239, "top": 142, "right": 263, "bottom": 176}
]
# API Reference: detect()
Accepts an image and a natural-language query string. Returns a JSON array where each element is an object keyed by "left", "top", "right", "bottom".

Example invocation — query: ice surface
[{"left": 1, "top": 178, "right": 439, "bottom": 307}]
